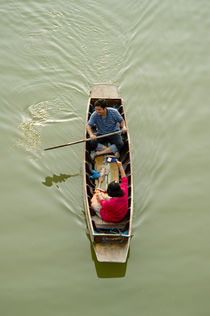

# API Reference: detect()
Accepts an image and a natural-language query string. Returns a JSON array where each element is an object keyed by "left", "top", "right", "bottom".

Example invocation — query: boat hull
[{"left": 84, "top": 83, "right": 133, "bottom": 263}]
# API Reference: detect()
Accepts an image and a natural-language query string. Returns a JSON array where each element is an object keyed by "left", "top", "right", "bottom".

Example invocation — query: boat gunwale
[{"left": 83, "top": 84, "right": 133, "bottom": 261}]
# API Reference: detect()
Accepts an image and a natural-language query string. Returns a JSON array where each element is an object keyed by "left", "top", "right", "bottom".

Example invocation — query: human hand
[
  {"left": 96, "top": 192, "right": 103, "bottom": 201},
  {"left": 121, "top": 126, "right": 128, "bottom": 134},
  {"left": 90, "top": 134, "right": 97, "bottom": 140},
  {"left": 116, "top": 160, "right": 122, "bottom": 168},
  {"left": 95, "top": 193, "right": 100, "bottom": 201}
]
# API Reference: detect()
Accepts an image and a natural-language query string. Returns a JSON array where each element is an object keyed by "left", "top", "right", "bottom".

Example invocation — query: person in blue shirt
[{"left": 86, "top": 99, "right": 127, "bottom": 156}]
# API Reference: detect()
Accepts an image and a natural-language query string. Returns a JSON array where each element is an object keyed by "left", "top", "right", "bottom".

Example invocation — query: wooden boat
[{"left": 84, "top": 84, "right": 133, "bottom": 263}]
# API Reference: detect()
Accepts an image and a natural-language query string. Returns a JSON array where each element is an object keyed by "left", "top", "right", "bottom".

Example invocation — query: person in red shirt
[{"left": 92, "top": 160, "right": 128, "bottom": 222}]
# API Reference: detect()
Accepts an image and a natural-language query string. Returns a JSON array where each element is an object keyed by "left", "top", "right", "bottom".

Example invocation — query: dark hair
[
  {"left": 107, "top": 181, "right": 124, "bottom": 197},
  {"left": 94, "top": 99, "right": 107, "bottom": 109}
]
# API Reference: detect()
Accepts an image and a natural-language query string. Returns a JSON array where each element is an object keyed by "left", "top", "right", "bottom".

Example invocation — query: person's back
[
  {"left": 91, "top": 160, "right": 128, "bottom": 222},
  {"left": 99, "top": 177, "right": 128, "bottom": 222}
]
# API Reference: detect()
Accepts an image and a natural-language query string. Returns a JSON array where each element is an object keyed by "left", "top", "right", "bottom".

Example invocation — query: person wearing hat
[{"left": 92, "top": 160, "right": 128, "bottom": 222}]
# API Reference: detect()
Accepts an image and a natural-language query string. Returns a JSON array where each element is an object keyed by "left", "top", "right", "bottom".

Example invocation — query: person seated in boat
[
  {"left": 91, "top": 160, "right": 128, "bottom": 223},
  {"left": 86, "top": 99, "right": 127, "bottom": 156}
]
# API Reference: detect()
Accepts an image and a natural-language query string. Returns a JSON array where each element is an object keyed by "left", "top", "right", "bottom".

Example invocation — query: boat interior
[{"left": 85, "top": 98, "right": 132, "bottom": 236}]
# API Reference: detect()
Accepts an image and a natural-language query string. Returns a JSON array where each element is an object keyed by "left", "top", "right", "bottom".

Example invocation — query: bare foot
[{"left": 96, "top": 147, "right": 113, "bottom": 156}]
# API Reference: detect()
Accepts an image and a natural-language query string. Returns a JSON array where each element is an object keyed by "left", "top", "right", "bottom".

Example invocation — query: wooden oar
[{"left": 44, "top": 130, "right": 121, "bottom": 151}]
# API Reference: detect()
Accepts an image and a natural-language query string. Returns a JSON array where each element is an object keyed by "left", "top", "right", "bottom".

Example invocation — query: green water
[{"left": 1, "top": 0, "right": 210, "bottom": 315}]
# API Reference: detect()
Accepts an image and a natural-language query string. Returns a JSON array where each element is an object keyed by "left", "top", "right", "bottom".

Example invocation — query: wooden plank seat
[{"left": 92, "top": 215, "right": 129, "bottom": 232}]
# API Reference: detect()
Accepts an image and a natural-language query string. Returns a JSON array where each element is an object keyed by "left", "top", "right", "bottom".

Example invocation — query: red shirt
[{"left": 99, "top": 177, "right": 128, "bottom": 222}]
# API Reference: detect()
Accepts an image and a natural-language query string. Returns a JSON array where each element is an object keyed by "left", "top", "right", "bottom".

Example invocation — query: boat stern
[{"left": 93, "top": 236, "right": 130, "bottom": 263}]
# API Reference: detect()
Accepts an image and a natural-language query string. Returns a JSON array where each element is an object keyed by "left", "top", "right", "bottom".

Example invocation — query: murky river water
[{"left": 1, "top": 0, "right": 210, "bottom": 315}]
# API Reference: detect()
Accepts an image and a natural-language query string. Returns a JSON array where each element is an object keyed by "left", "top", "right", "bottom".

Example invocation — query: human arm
[
  {"left": 86, "top": 124, "right": 97, "bottom": 140},
  {"left": 116, "top": 160, "right": 126, "bottom": 178},
  {"left": 120, "top": 120, "right": 128, "bottom": 134}
]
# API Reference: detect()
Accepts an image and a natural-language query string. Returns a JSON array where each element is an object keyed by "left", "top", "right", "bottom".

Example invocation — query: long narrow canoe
[{"left": 84, "top": 83, "right": 133, "bottom": 263}]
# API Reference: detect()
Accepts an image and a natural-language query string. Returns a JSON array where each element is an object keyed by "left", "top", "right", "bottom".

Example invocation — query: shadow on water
[
  {"left": 42, "top": 173, "right": 79, "bottom": 187},
  {"left": 87, "top": 234, "right": 129, "bottom": 278}
]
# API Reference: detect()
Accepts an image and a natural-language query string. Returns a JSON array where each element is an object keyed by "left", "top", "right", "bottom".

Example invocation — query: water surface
[{"left": 1, "top": 1, "right": 210, "bottom": 315}]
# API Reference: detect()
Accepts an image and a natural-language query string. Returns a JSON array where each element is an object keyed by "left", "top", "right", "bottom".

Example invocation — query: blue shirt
[{"left": 88, "top": 107, "right": 123, "bottom": 135}]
